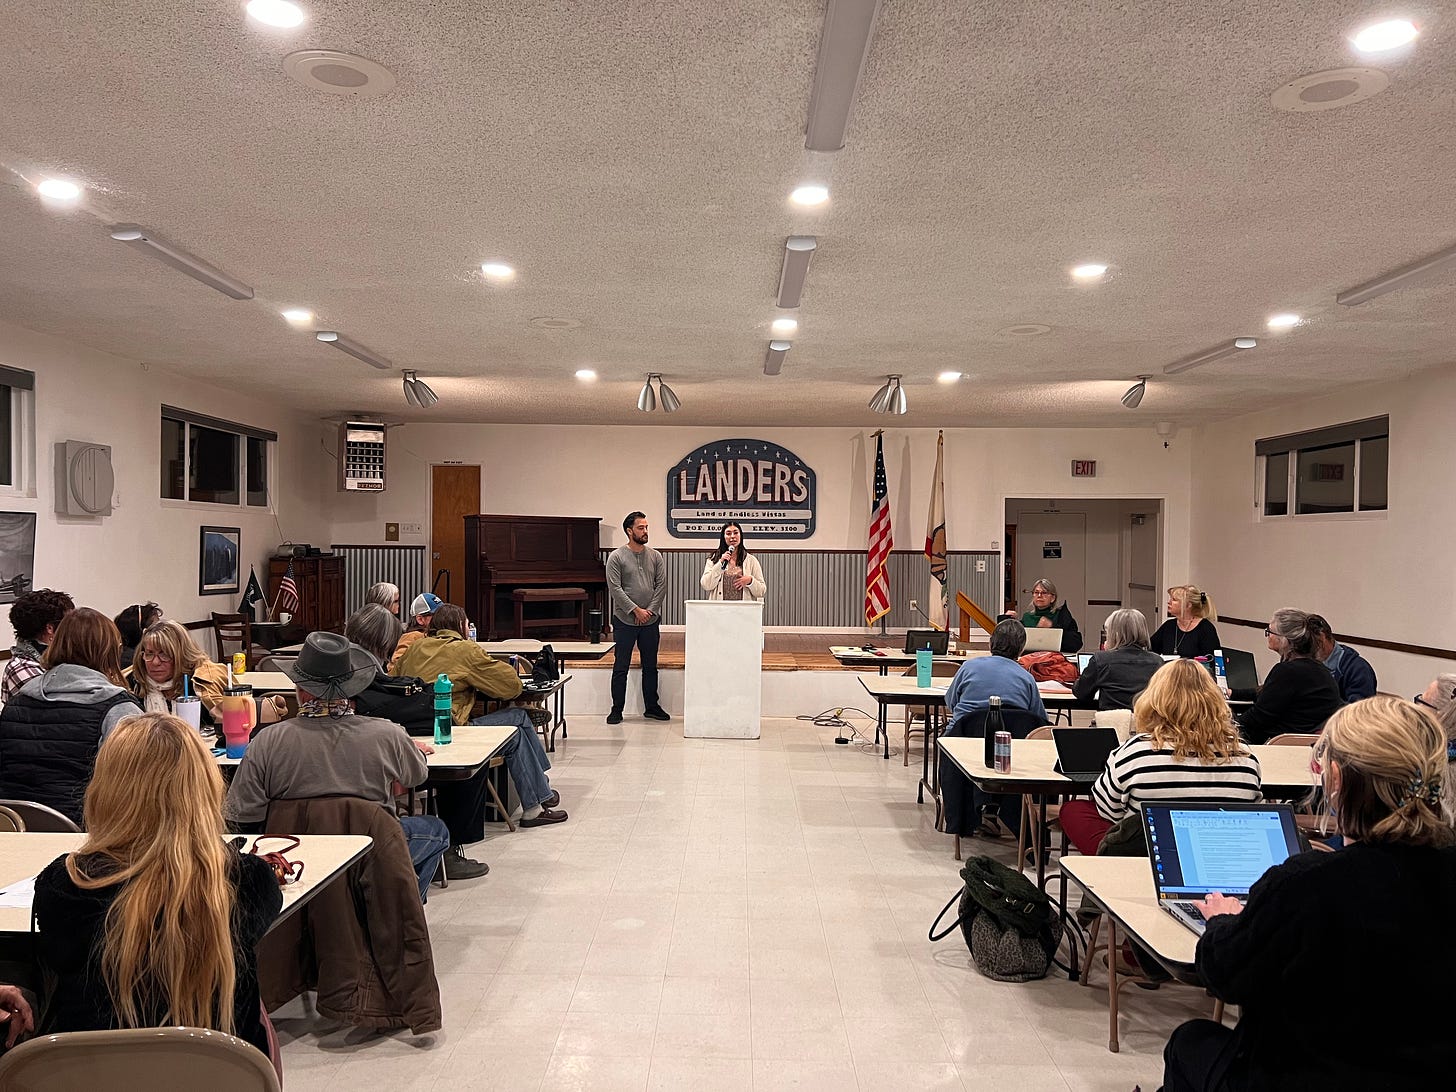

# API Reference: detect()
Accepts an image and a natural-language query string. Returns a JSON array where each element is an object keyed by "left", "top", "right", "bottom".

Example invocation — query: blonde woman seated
[
  {"left": 1162, "top": 697, "right": 1456, "bottom": 1090},
  {"left": 1059, "top": 659, "right": 1263, "bottom": 855},
  {"left": 699, "top": 522, "right": 766, "bottom": 601},
  {"left": 129, "top": 620, "right": 284, "bottom": 729},
  {"left": 33, "top": 713, "right": 282, "bottom": 1064}
]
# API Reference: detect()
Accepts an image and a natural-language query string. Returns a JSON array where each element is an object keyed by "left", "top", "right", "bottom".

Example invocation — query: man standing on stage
[{"left": 605, "top": 511, "right": 668, "bottom": 724}]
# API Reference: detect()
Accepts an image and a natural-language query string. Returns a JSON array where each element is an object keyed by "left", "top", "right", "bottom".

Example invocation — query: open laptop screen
[{"left": 1143, "top": 803, "right": 1300, "bottom": 899}]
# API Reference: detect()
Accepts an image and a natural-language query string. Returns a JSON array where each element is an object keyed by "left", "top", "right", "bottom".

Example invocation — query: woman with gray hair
[
  {"left": 1415, "top": 673, "right": 1456, "bottom": 824},
  {"left": 1015, "top": 577, "right": 1083, "bottom": 653},
  {"left": 1072, "top": 608, "right": 1164, "bottom": 710},
  {"left": 1236, "top": 607, "right": 1343, "bottom": 744},
  {"left": 364, "top": 582, "right": 400, "bottom": 616}
]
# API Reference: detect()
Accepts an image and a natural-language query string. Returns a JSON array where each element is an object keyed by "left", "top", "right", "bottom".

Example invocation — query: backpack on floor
[{"left": 929, "top": 855, "right": 1064, "bottom": 982}]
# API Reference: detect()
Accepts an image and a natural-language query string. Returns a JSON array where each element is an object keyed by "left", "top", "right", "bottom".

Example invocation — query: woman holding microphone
[{"left": 700, "top": 522, "right": 766, "bottom": 601}]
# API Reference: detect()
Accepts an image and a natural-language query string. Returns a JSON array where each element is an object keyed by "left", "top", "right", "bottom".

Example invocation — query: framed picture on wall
[
  {"left": 0, "top": 512, "right": 37, "bottom": 604},
  {"left": 199, "top": 526, "right": 241, "bottom": 596}
]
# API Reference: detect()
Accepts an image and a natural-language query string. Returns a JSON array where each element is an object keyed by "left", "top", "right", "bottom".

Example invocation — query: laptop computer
[
  {"left": 1141, "top": 802, "right": 1301, "bottom": 936},
  {"left": 1076, "top": 652, "right": 1094, "bottom": 674},
  {"left": 1051, "top": 726, "right": 1120, "bottom": 784},
  {"left": 904, "top": 628, "right": 949, "bottom": 655},
  {"left": 1021, "top": 627, "right": 1063, "bottom": 653}
]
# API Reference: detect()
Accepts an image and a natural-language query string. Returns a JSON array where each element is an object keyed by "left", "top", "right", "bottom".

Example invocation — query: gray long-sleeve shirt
[{"left": 606, "top": 544, "right": 666, "bottom": 625}]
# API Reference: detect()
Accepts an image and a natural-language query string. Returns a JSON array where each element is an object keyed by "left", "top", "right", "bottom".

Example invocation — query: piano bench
[{"left": 512, "top": 587, "right": 588, "bottom": 638}]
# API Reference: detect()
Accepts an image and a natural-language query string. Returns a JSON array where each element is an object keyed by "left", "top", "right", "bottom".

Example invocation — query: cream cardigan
[{"left": 699, "top": 552, "right": 766, "bottom": 601}]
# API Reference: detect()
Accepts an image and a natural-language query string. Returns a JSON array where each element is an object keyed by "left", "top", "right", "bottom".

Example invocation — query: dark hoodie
[{"left": 32, "top": 846, "right": 281, "bottom": 1056}]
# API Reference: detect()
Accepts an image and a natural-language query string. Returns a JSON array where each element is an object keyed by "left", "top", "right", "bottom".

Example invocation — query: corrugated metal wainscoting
[
  {"left": 333, "top": 545, "right": 428, "bottom": 618},
  {"left": 602, "top": 550, "right": 1001, "bottom": 629}
]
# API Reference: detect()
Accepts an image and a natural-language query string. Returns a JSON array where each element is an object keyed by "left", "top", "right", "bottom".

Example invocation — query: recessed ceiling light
[
  {"left": 575, "top": 369, "right": 597, "bottom": 381},
  {"left": 281, "top": 308, "right": 313, "bottom": 324},
  {"left": 790, "top": 184, "right": 829, "bottom": 207},
  {"left": 246, "top": 0, "right": 306, "bottom": 28},
  {"left": 481, "top": 261, "right": 515, "bottom": 281},
  {"left": 36, "top": 177, "right": 82, "bottom": 203},
  {"left": 770, "top": 317, "right": 799, "bottom": 336},
  {"left": 1351, "top": 18, "right": 1418, "bottom": 53},
  {"left": 937, "top": 371, "right": 962, "bottom": 383},
  {"left": 1267, "top": 312, "right": 1301, "bottom": 329},
  {"left": 1071, "top": 263, "right": 1108, "bottom": 280}
]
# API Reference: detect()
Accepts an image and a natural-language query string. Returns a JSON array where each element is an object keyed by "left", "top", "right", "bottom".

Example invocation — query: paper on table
[{"left": 0, "top": 875, "right": 36, "bottom": 909}]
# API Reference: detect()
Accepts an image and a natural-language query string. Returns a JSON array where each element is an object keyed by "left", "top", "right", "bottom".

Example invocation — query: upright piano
[{"left": 465, "top": 514, "right": 607, "bottom": 640}]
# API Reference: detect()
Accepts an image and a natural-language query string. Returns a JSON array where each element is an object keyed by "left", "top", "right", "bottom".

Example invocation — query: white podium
[{"left": 683, "top": 599, "right": 763, "bottom": 739}]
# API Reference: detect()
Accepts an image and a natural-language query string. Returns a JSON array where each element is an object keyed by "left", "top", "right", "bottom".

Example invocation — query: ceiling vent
[
  {"left": 283, "top": 50, "right": 397, "bottom": 98},
  {"left": 1270, "top": 67, "right": 1389, "bottom": 113}
]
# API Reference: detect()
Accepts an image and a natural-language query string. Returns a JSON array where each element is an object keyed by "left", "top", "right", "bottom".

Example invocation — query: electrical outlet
[
  {"left": 976, "top": 559, "right": 986, "bottom": 572},
  {"left": 909, "top": 599, "right": 918, "bottom": 612}
]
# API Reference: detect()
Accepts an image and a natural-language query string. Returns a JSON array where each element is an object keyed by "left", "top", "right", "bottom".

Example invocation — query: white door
[
  {"left": 1128, "top": 506, "right": 1161, "bottom": 633},
  {"left": 1014, "top": 512, "right": 1087, "bottom": 643}
]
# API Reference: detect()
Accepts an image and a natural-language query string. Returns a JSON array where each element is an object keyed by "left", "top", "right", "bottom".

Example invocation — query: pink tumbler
[{"left": 220, "top": 684, "right": 256, "bottom": 758}]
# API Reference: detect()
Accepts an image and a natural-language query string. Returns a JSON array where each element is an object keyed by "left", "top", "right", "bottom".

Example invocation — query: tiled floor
[{"left": 276, "top": 717, "right": 1209, "bottom": 1090}]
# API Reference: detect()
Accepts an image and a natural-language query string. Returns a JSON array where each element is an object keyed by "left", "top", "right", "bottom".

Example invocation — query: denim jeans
[
  {"left": 610, "top": 618, "right": 660, "bottom": 712},
  {"left": 470, "top": 708, "right": 553, "bottom": 810},
  {"left": 399, "top": 815, "right": 451, "bottom": 902}
]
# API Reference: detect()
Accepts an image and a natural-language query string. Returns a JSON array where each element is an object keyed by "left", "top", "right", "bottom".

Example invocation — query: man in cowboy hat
[{"left": 224, "top": 631, "right": 460, "bottom": 901}]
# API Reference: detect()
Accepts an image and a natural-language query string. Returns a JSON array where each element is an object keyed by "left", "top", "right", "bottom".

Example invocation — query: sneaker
[
  {"left": 643, "top": 707, "right": 671, "bottom": 721},
  {"left": 442, "top": 846, "right": 489, "bottom": 881},
  {"left": 606, "top": 709, "right": 623, "bottom": 725},
  {"left": 520, "top": 807, "right": 569, "bottom": 827}
]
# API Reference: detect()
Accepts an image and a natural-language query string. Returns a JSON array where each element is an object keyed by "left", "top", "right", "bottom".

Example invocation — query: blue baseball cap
[{"left": 410, "top": 592, "right": 443, "bottom": 617}]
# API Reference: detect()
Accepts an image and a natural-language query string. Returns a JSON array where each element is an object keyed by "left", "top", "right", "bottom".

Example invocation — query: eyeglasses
[
  {"left": 1264, "top": 627, "right": 1274, "bottom": 636},
  {"left": 140, "top": 650, "right": 174, "bottom": 662},
  {"left": 1414, "top": 694, "right": 1440, "bottom": 710}
]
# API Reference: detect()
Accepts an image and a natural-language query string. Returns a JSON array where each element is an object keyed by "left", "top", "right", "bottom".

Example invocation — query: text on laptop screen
[{"left": 1148, "top": 807, "right": 1293, "bottom": 898}]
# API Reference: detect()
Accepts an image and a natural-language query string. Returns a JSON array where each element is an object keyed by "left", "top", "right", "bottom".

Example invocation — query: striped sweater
[{"left": 1091, "top": 733, "right": 1263, "bottom": 823}]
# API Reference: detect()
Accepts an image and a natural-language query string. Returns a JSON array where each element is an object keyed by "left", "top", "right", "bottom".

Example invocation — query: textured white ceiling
[{"left": 1, "top": 1, "right": 1453, "bottom": 427}]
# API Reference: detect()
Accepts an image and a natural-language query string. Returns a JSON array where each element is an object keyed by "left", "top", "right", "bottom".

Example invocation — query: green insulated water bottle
[{"left": 433, "top": 673, "right": 453, "bottom": 745}]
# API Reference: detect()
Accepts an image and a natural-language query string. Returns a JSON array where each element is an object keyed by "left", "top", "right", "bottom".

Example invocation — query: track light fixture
[
  {"left": 315, "top": 331, "right": 393, "bottom": 370},
  {"left": 1163, "top": 338, "right": 1256, "bottom": 376},
  {"left": 636, "top": 374, "right": 681, "bottom": 413},
  {"left": 1121, "top": 376, "right": 1148, "bottom": 409},
  {"left": 868, "top": 375, "right": 907, "bottom": 414},
  {"left": 402, "top": 370, "right": 438, "bottom": 408},
  {"left": 109, "top": 224, "right": 254, "bottom": 300}
]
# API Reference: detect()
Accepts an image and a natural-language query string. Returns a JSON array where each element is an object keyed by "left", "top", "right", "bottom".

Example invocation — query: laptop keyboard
[{"left": 1170, "top": 900, "right": 1207, "bottom": 922}]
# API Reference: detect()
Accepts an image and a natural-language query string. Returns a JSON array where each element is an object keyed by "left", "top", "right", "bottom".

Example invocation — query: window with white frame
[
  {"left": 1257, "top": 416, "right": 1388, "bottom": 517},
  {"left": 160, "top": 405, "right": 275, "bottom": 508},
  {"left": 0, "top": 365, "right": 35, "bottom": 492}
]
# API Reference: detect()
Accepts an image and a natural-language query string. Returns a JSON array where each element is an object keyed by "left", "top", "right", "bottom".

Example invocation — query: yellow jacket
[{"left": 393, "top": 629, "right": 522, "bottom": 725}]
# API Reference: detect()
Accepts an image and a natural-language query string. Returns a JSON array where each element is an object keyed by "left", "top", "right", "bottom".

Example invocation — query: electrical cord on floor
[{"left": 796, "top": 707, "right": 900, "bottom": 757}]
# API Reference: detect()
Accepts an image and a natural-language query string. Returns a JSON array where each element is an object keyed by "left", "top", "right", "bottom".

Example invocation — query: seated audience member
[
  {"left": 113, "top": 602, "right": 162, "bottom": 672},
  {"left": 1013, "top": 577, "right": 1083, "bottom": 653},
  {"left": 0, "top": 609, "right": 143, "bottom": 825},
  {"left": 1162, "top": 696, "right": 1456, "bottom": 1091},
  {"left": 3, "top": 588, "right": 75, "bottom": 702},
  {"left": 365, "top": 581, "right": 401, "bottom": 616},
  {"left": 345, "top": 605, "right": 489, "bottom": 878},
  {"left": 127, "top": 619, "right": 282, "bottom": 728},
  {"left": 945, "top": 619, "right": 1048, "bottom": 722},
  {"left": 0, "top": 983, "right": 33, "bottom": 1049},
  {"left": 394, "top": 604, "right": 567, "bottom": 828},
  {"left": 389, "top": 592, "right": 442, "bottom": 670},
  {"left": 1415, "top": 673, "right": 1456, "bottom": 824},
  {"left": 1237, "top": 608, "right": 1344, "bottom": 745},
  {"left": 224, "top": 632, "right": 455, "bottom": 901},
  {"left": 1073, "top": 608, "right": 1164, "bottom": 711},
  {"left": 34, "top": 713, "right": 281, "bottom": 1062},
  {"left": 1307, "top": 614, "right": 1377, "bottom": 702},
  {"left": 1150, "top": 584, "right": 1221, "bottom": 658},
  {"left": 1060, "top": 659, "right": 1262, "bottom": 855}
]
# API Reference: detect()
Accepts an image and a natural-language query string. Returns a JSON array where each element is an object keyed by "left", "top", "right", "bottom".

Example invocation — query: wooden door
[{"left": 431, "top": 465, "right": 480, "bottom": 606}]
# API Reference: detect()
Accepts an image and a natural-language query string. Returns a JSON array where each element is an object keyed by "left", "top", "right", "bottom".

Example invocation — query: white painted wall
[
  {"left": 1189, "top": 367, "right": 1451, "bottom": 699},
  {"left": 323, "top": 423, "right": 1193, "bottom": 575},
  {"left": 0, "top": 318, "right": 329, "bottom": 647}
]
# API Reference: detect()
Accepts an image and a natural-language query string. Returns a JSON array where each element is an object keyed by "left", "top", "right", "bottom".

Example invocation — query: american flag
[
  {"left": 865, "top": 432, "right": 893, "bottom": 625},
  {"left": 277, "top": 559, "right": 300, "bottom": 612}
]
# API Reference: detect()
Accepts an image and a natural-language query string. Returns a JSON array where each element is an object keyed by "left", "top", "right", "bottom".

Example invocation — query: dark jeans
[
  {"left": 610, "top": 617, "right": 660, "bottom": 713},
  {"left": 1163, "top": 1018, "right": 1240, "bottom": 1092}
]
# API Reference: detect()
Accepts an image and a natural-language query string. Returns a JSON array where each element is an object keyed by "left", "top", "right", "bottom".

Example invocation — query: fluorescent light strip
[
  {"left": 764, "top": 340, "right": 791, "bottom": 376},
  {"left": 108, "top": 224, "right": 254, "bottom": 300},
  {"left": 1336, "top": 239, "right": 1456, "bottom": 306},
  {"left": 804, "top": 0, "right": 884, "bottom": 152},
  {"left": 1162, "top": 339, "right": 1255, "bottom": 376},
  {"left": 315, "top": 331, "right": 392, "bottom": 370},
  {"left": 777, "top": 235, "right": 818, "bottom": 308}
]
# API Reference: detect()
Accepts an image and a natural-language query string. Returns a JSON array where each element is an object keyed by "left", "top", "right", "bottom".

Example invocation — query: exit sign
[{"left": 1071, "top": 460, "right": 1097, "bottom": 477}]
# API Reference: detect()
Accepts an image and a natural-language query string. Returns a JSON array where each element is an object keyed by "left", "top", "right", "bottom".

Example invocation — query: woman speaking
[{"left": 700, "top": 522, "right": 766, "bottom": 601}]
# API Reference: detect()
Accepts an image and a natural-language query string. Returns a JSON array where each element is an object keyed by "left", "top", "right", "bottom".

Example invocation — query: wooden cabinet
[{"left": 268, "top": 555, "right": 346, "bottom": 642}]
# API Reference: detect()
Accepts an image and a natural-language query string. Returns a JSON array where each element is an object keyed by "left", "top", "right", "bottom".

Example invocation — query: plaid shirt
[{"left": 1, "top": 638, "right": 46, "bottom": 703}]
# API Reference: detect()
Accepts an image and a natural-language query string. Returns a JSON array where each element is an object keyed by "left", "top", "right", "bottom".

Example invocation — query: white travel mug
[{"left": 174, "top": 695, "right": 203, "bottom": 734}]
